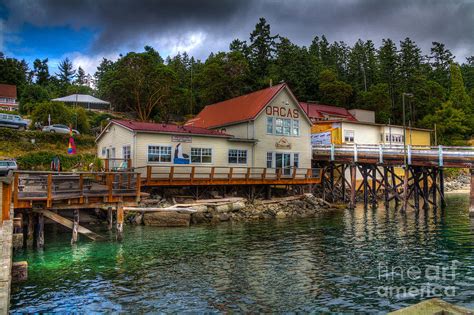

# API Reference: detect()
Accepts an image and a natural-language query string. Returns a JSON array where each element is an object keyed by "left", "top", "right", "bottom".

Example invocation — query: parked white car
[
  {"left": 0, "top": 159, "right": 17, "bottom": 177},
  {"left": 42, "top": 124, "right": 80, "bottom": 135}
]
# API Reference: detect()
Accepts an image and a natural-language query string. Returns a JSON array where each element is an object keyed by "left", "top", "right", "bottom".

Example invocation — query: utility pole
[{"left": 402, "top": 92, "right": 413, "bottom": 211}]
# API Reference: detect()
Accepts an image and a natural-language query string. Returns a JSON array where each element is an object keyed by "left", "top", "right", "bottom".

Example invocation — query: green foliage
[
  {"left": 449, "top": 63, "right": 472, "bottom": 113},
  {"left": 319, "top": 69, "right": 353, "bottom": 106},
  {"left": 0, "top": 128, "right": 96, "bottom": 147},
  {"left": 19, "top": 84, "right": 51, "bottom": 114},
  {"left": 30, "top": 102, "right": 92, "bottom": 134},
  {"left": 16, "top": 151, "right": 96, "bottom": 171},
  {"left": 356, "top": 84, "right": 391, "bottom": 123}
]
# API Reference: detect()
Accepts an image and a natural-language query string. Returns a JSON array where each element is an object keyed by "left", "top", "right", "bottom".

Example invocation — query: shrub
[
  {"left": 31, "top": 101, "right": 73, "bottom": 128},
  {"left": 16, "top": 151, "right": 97, "bottom": 171}
]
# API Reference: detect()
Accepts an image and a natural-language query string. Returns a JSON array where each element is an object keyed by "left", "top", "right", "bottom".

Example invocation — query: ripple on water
[{"left": 10, "top": 194, "right": 474, "bottom": 313}]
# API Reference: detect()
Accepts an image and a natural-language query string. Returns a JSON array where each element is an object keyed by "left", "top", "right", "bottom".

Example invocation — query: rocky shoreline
[
  {"left": 126, "top": 194, "right": 333, "bottom": 227},
  {"left": 444, "top": 172, "right": 471, "bottom": 192}
]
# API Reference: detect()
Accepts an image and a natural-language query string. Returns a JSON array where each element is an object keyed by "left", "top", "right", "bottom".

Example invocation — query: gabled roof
[
  {"left": 96, "top": 119, "right": 232, "bottom": 142},
  {"left": 0, "top": 84, "right": 17, "bottom": 98},
  {"left": 186, "top": 83, "right": 288, "bottom": 128},
  {"left": 52, "top": 94, "right": 110, "bottom": 104},
  {"left": 299, "top": 102, "right": 357, "bottom": 121}
]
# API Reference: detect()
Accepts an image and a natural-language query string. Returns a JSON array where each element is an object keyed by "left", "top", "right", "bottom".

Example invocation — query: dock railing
[
  {"left": 13, "top": 170, "right": 141, "bottom": 208},
  {"left": 313, "top": 144, "right": 474, "bottom": 167},
  {"left": 135, "top": 165, "right": 321, "bottom": 186}
]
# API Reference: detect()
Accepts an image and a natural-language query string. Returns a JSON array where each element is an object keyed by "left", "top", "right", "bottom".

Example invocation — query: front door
[{"left": 275, "top": 153, "right": 291, "bottom": 176}]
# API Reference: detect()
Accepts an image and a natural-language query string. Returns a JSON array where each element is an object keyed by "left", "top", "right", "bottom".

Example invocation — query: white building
[{"left": 96, "top": 83, "right": 314, "bottom": 174}]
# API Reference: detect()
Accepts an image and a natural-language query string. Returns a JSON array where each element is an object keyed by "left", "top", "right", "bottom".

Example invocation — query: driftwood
[
  {"left": 123, "top": 206, "right": 197, "bottom": 214},
  {"left": 259, "top": 195, "right": 304, "bottom": 205}
]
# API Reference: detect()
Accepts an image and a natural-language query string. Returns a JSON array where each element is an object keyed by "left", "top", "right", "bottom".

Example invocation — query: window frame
[
  {"left": 147, "top": 145, "right": 172, "bottom": 163},
  {"left": 228, "top": 149, "right": 248, "bottom": 165},
  {"left": 344, "top": 130, "right": 355, "bottom": 143},
  {"left": 266, "top": 117, "right": 274, "bottom": 134},
  {"left": 266, "top": 152, "right": 273, "bottom": 168},
  {"left": 122, "top": 145, "right": 131, "bottom": 160},
  {"left": 190, "top": 147, "right": 213, "bottom": 164}
]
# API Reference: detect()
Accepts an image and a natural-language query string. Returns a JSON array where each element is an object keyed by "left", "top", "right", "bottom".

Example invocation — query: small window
[
  {"left": 228, "top": 149, "right": 247, "bottom": 164},
  {"left": 123, "top": 145, "right": 131, "bottom": 160},
  {"left": 266, "top": 152, "right": 273, "bottom": 168},
  {"left": 292, "top": 120, "right": 300, "bottom": 136},
  {"left": 283, "top": 119, "right": 291, "bottom": 136},
  {"left": 275, "top": 118, "right": 284, "bottom": 135},
  {"left": 191, "top": 148, "right": 212, "bottom": 164},
  {"left": 293, "top": 153, "right": 299, "bottom": 168},
  {"left": 266, "top": 117, "right": 273, "bottom": 134},
  {"left": 344, "top": 130, "right": 354, "bottom": 143},
  {"left": 148, "top": 145, "right": 172, "bottom": 163},
  {"left": 101, "top": 147, "right": 106, "bottom": 157}
]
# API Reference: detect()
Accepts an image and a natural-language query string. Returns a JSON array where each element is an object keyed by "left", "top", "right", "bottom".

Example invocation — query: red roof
[
  {"left": 112, "top": 120, "right": 231, "bottom": 137},
  {"left": 186, "top": 83, "right": 287, "bottom": 128},
  {"left": 299, "top": 102, "right": 357, "bottom": 121},
  {"left": 0, "top": 84, "right": 17, "bottom": 98}
]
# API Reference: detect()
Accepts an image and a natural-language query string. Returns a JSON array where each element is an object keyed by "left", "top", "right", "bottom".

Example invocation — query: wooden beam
[
  {"left": 33, "top": 209, "right": 104, "bottom": 241},
  {"left": 116, "top": 204, "right": 124, "bottom": 241},
  {"left": 71, "top": 209, "right": 79, "bottom": 244}
]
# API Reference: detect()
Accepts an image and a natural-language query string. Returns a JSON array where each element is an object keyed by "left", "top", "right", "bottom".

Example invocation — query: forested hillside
[{"left": 1, "top": 18, "right": 473, "bottom": 144}]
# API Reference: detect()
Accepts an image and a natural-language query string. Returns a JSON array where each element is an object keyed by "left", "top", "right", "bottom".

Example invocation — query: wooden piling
[
  {"left": 363, "top": 166, "right": 368, "bottom": 209},
  {"left": 403, "top": 167, "right": 409, "bottom": 211},
  {"left": 341, "top": 165, "right": 346, "bottom": 202},
  {"left": 350, "top": 164, "right": 356, "bottom": 209},
  {"left": 371, "top": 166, "right": 377, "bottom": 208},
  {"left": 413, "top": 168, "right": 420, "bottom": 211},
  {"left": 432, "top": 167, "right": 437, "bottom": 210},
  {"left": 383, "top": 166, "right": 390, "bottom": 208},
  {"left": 107, "top": 206, "right": 113, "bottom": 230},
  {"left": 422, "top": 168, "right": 429, "bottom": 210},
  {"left": 26, "top": 212, "right": 34, "bottom": 248},
  {"left": 116, "top": 204, "right": 124, "bottom": 241},
  {"left": 71, "top": 209, "right": 79, "bottom": 245},
  {"left": 329, "top": 163, "right": 335, "bottom": 203},
  {"left": 439, "top": 168, "right": 446, "bottom": 208}
]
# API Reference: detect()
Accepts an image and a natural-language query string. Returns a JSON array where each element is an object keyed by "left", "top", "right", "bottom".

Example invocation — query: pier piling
[
  {"left": 470, "top": 169, "right": 474, "bottom": 217},
  {"left": 71, "top": 209, "right": 79, "bottom": 245},
  {"left": 116, "top": 204, "right": 124, "bottom": 241}
]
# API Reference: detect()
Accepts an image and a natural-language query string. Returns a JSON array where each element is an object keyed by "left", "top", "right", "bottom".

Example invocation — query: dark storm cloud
[{"left": 3, "top": 0, "right": 474, "bottom": 60}]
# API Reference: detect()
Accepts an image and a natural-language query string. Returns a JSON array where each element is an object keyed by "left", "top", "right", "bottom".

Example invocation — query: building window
[
  {"left": 266, "top": 152, "right": 273, "bottom": 168},
  {"left": 228, "top": 149, "right": 247, "bottom": 164},
  {"left": 123, "top": 145, "right": 131, "bottom": 160},
  {"left": 101, "top": 147, "right": 106, "bottom": 157},
  {"left": 283, "top": 119, "right": 291, "bottom": 135},
  {"left": 344, "top": 130, "right": 354, "bottom": 143},
  {"left": 148, "top": 145, "right": 172, "bottom": 163},
  {"left": 191, "top": 148, "right": 212, "bottom": 164},
  {"left": 275, "top": 118, "right": 284, "bottom": 135},
  {"left": 294, "top": 153, "right": 299, "bottom": 168},
  {"left": 292, "top": 120, "right": 300, "bottom": 136},
  {"left": 266, "top": 117, "right": 273, "bottom": 134}
]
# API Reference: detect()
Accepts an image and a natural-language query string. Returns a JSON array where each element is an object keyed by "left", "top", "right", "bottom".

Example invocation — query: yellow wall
[{"left": 406, "top": 129, "right": 431, "bottom": 146}]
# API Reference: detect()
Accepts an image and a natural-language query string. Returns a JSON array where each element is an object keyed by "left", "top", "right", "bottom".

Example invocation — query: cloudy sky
[{"left": 0, "top": 0, "right": 473, "bottom": 75}]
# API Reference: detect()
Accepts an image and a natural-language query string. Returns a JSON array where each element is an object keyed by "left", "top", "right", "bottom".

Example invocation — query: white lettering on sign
[
  {"left": 265, "top": 106, "right": 299, "bottom": 119},
  {"left": 172, "top": 135, "right": 192, "bottom": 143}
]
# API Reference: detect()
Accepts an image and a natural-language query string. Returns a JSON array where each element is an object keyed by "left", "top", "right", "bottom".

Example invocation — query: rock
[
  {"left": 210, "top": 191, "right": 223, "bottom": 199},
  {"left": 275, "top": 211, "right": 286, "bottom": 219},
  {"left": 219, "top": 213, "right": 230, "bottom": 221},
  {"left": 230, "top": 201, "right": 246, "bottom": 211},
  {"left": 143, "top": 211, "right": 190, "bottom": 227},
  {"left": 134, "top": 214, "right": 143, "bottom": 225},
  {"left": 191, "top": 212, "right": 209, "bottom": 224},
  {"left": 215, "top": 204, "right": 230, "bottom": 213},
  {"left": 191, "top": 205, "right": 208, "bottom": 213}
]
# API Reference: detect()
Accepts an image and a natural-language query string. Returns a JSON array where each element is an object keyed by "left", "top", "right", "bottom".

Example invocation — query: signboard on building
[
  {"left": 171, "top": 135, "right": 192, "bottom": 143},
  {"left": 275, "top": 137, "right": 291, "bottom": 149},
  {"left": 311, "top": 131, "right": 332, "bottom": 145}
]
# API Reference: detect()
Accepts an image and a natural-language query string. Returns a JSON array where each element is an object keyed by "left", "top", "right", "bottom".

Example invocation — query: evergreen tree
[
  {"left": 429, "top": 42, "right": 454, "bottom": 88},
  {"left": 448, "top": 63, "right": 472, "bottom": 114},
  {"left": 75, "top": 66, "right": 87, "bottom": 85},
  {"left": 378, "top": 39, "right": 400, "bottom": 113},
  {"left": 248, "top": 17, "right": 278, "bottom": 82},
  {"left": 33, "top": 58, "right": 50, "bottom": 86},
  {"left": 318, "top": 69, "right": 353, "bottom": 106},
  {"left": 56, "top": 57, "right": 76, "bottom": 85}
]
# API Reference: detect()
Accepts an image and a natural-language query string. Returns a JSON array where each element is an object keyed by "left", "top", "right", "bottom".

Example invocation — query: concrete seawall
[{"left": 0, "top": 220, "right": 12, "bottom": 315}]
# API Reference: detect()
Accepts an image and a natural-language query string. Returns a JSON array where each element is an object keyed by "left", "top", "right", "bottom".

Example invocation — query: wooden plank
[
  {"left": 33, "top": 209, "right": 104, "bottom": 241},
  {"left": 123, "top": 207, "right": 196, "bottom": 213}
]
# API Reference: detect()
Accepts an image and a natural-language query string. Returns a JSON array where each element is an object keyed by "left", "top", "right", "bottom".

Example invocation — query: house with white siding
[{"left": 96, "top": 83, "right": 313, "bottom": 175}]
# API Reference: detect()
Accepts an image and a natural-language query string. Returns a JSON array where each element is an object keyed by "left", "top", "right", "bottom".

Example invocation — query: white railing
[{"left": 312, "top": 144, "right": 474, "bottom": 166}]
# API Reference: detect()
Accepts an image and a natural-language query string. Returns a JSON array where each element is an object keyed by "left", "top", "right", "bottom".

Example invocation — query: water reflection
[{"left": 11, "top": 194, "right": 474, "bottom": 313}]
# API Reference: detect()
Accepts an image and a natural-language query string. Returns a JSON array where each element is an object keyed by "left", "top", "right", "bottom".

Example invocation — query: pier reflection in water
[{"left": 11, "top": 194, "right": 474, "bottom": 313}]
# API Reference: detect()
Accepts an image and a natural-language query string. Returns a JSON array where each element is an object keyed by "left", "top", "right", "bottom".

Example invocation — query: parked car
[
  {"left": 42, "top": 124, "right": 80, "bottom": 135},
  {"left": 0, "top": 113, "right": 29, "bottom": 130},
  {"left": 0, "top": 159, "right": 17, "bottom": 177}
]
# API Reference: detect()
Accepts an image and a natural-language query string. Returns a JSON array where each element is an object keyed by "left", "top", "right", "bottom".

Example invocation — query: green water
[{"left": 11, "top": 194, "right": 474, "bottom": 313}]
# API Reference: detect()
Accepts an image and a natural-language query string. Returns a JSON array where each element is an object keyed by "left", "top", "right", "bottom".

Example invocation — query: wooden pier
[{"left": 312, "top": 144, "right": 474, "bottom": 210}]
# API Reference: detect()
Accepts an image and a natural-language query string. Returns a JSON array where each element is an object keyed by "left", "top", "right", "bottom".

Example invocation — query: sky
[{"left": 0, "top": 0, "right": 473, "bottom": 75}]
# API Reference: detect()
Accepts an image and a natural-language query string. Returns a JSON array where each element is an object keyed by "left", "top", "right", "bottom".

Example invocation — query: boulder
[
  {"left": 12, "top": 261, "right": 28, "bottom": 282},
  {"left": 215, "top": 204, "right": 230, "bottom": 213},
  {"left": 275, "top": 211, "right": 287, "bottom": 219},
  {"left": 143, "top": 211, "right": 190, "bottom": 227}
]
